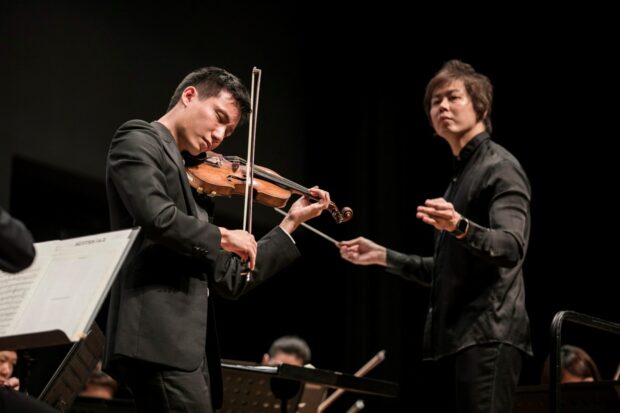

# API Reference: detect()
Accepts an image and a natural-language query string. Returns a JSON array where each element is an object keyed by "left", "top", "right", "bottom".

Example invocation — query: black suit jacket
[
  {"left": 104, "top": 120, "right": 300, "bottom": 406},
  {"left": 0, "top": 207, "right": 35, "bottom": 273}
]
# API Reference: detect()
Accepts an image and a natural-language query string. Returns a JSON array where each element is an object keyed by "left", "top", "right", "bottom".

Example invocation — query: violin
[{"left": 185, "top": 151, "right": 353, "bottom": 224}]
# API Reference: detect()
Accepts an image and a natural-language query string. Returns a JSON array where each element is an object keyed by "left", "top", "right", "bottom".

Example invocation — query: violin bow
[
  {"left": 242, "top": 67, "right": 262, "bottom": 279},
  {"left": 273, "top": 208, "right": 339, "bottom": 245}
]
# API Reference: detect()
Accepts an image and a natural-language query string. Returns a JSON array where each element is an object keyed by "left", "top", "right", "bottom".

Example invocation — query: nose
[
  {"left": 211, "top": 125, "right": 226, "bottom": 145},
  {"left": 438, "top": 97, "right": 450, "bottom": 111}
]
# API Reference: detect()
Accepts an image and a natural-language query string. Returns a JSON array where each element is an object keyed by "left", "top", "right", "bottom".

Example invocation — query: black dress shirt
[{"left": 386, "top": 132, "right": 532, "bottom": 359}]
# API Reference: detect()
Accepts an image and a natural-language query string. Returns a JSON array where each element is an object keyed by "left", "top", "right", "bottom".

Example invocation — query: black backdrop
[{"left": 2, "top": 2, "right": 619, "bottom": 411}]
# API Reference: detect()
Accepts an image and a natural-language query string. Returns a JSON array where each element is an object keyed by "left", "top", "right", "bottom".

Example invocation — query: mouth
[{"left": 200, "top": 137, "right": 211, "bottom": 151}]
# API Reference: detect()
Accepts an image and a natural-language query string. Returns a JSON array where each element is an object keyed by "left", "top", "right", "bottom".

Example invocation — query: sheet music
[
  {"left": 0, "top": 228, "right": 137, "bottom": 345},
  {"left": 0, "top": 242, "right": 55, "bottom": 336}
]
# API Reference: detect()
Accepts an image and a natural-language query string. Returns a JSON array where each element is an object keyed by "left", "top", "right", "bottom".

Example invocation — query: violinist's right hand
[
  {"left": 338, "top": 237, "right": 387, "bottom": 267},
  {"left": 219, "top": 227, "right": 257, "bottom": 270}
]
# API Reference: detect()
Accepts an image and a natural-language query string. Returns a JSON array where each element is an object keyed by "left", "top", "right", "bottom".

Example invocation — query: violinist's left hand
[{"left": 279, "top": 187, "right": 331, "bottom": 234}]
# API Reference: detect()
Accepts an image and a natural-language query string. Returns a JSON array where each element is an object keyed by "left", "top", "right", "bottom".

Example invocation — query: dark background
[{"left": 2, "top": 2, "right": 618, "bottom": 411}]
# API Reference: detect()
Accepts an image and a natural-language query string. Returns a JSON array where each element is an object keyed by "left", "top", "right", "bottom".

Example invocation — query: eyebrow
[{"left": 215, "top": 107, "right": 231, "bottom": 124}]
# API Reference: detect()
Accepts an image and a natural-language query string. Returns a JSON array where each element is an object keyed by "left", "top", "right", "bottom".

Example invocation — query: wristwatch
[{"left": 451, "top": 216, "right": 469, "bottom": 237}]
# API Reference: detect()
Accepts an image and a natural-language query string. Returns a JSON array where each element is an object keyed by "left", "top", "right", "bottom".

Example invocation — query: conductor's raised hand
[
  {"left": 416, "top": 197, "right": 460, "bottom": 232},
  {"left": 219, "top": 228, "right": 257, "bottom": 270}
]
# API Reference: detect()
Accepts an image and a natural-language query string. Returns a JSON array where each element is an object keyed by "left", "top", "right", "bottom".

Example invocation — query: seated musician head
[
  {"left": 0, "top": 350, "right": 20, "bottom": 391},
  {"left": 262, "top": 336, "right": 311, "bottom": 367},
  {"left": 78, "top": 361, "right": 118, "bottom": 400},
  {"left": 541, "top": 344, "right": 602, "bottom": 384}
]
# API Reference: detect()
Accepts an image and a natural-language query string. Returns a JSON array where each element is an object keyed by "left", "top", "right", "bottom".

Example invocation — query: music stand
[
  {"left": 219, "top": 363, "right": 302, "bottom": 413},
  {"left": 298, "top": 382, "right": 326, "bottom": 413},
  {"left": 515, "top": 382, "right": 620, "bottom": 413},
  {"left": 219, "top": 361, "right": 397, "bottom": 413},
  {"left": 37, "top": 322, "right": 105, "bottom": 412}
]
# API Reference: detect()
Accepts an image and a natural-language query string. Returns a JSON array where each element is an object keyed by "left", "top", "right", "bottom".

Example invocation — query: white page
[
  {"left": 9, "top": 229, "right": 134, "bottom": 341},
  {"left": 0, "top": 241, "right": 56, "bottom": 336}
]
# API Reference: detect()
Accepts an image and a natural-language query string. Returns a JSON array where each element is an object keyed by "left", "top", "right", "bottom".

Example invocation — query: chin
[{"left": 190, "top": 144, "right": 207, "bottom": 155}]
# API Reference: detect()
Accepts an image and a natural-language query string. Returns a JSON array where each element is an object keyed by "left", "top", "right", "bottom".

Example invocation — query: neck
[
  {"left": 158, "top": 110, "right": 181, "bottom": 149},
  {"left": 444, "top": 123, "right": 486, "bottom": 157}
]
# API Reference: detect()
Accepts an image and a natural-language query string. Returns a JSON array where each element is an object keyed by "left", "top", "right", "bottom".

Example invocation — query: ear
[{"left": 181, "top": 86, "right": 198, "bottom": 106}]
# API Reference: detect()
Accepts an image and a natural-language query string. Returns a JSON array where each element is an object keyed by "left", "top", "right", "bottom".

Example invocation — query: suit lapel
[{"left": 151, "top": 121, "right": 199, "bottom": 217}]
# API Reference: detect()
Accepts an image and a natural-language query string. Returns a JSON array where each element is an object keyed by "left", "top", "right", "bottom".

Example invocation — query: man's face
[
  {"left": 0, "top": 350, "right": 17, "bottom": 380},
  {"left": 429, "top": 79, "right": 481, "bottom": 139},
  {"left": 177, "top": 88, "right": 241, "bottom": 155},
  {"left": 264, "top": 351, "right": 304, "bottom": 367}
]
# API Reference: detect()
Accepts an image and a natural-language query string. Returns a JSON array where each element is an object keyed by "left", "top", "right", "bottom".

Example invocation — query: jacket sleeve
[
  {"left": 210, "top": 226, "right": 300, "bottom": 299},
  {"left": 107, "top": 124, "right": 221, "bottom": 263}
]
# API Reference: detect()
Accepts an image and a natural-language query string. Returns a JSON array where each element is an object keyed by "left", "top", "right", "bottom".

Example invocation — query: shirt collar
[{"left": 453, "top": 131, "right": 490, "bottom": 170}]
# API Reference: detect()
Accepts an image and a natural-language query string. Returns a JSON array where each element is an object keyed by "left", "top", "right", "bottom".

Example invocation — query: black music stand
[
  {"left": 219, "top": 364, "right": 302, "bottom": 413},
  {"left": 37, "top": 322, "right": 105, "bottom": 412},
  {"left": 218, "top": 361, "right": 398, "bottom": 413},
  {"left": 515, "top": 381, "right": 620, "bottom": 413}
]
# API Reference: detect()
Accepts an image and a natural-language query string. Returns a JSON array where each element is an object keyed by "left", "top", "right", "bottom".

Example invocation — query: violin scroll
[{"left": 326, "top": 203, "right": 353, "bottom": 224}]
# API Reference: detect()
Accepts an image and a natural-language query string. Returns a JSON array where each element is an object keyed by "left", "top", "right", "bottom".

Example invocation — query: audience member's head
[
  {"left": 262, "top": 336, "right": 311, "bottom": 367},
  {"left": 78, "top": 361, "right": 117, "bottom": 400},
  {"left": 541, "top": 344, "right": 602, "bottom": 384}
]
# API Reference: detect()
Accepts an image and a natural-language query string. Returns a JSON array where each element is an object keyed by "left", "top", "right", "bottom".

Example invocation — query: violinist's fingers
[
  {"left": 308, "top": 186, "right": 331, "bottom": 208},
  {"left": 248, "top": 248, "right": 256, "bottom": 271},
  {"left": 248, "top": 238, "right": 257, "bottom": 271},
  {"left": 220, "top": 228, "right": 257, "bottom": 268},
  {"left": 307, "top": 200, "right": 328, "bottom": 217}
]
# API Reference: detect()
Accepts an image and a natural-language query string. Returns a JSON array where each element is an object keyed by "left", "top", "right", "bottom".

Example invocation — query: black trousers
[
  {"left": 0, "top": 386, "right": 60, "bottom": 413},
  {"left": 112, "top": 357, "right": 213, "bottom": 413},
  {"left": 424, "top": 343, "right": 523, "bottom": 413}
]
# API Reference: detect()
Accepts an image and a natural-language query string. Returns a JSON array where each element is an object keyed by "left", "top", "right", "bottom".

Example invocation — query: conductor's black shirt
[{"left": 386, "top": 132, "right": 532, "bottom": 359}]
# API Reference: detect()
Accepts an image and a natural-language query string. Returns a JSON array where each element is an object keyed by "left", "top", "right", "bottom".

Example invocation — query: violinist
[
  {"left": 339, "top": 60, "right": 532, "bottom": 412},
  {"left": 104, "top": 66, "right": 330, "bottom": 413}
]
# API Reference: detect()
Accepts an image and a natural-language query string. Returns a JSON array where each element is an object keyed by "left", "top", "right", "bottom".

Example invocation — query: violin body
[
  {"left": 186, "top": 154, "right": 290, "bottom": 208},
  {"left": 185, "top": 151, "right": 353, "bottom": 224}
]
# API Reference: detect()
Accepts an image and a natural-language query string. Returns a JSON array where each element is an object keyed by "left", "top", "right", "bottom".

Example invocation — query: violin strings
[
  {"left": 225, "top": 155, "right": 328, "bottom": 202},
  {"left": 253, "top": 169, "right": 309, "bottom": 194}
]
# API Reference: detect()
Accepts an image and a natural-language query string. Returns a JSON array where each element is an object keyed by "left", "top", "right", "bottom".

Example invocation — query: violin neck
[
  {"left": 254, "top": 169, "right": 312, "bottom": 197},
  {"left": 224, "top": 155, "right": 315, "bottom": 198}
]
